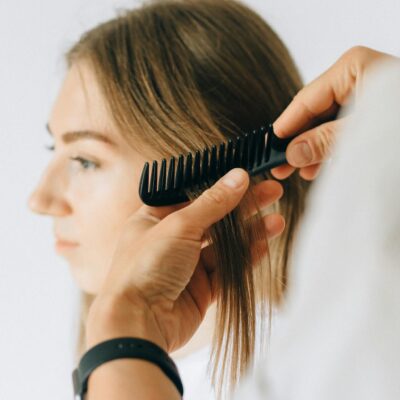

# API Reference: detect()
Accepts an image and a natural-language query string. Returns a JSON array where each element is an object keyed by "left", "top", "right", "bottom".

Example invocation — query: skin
[
  {"left": 27, "top": 61, "right": 285, "bottom": 357},
  {"left": 27, "top": 62, "right": 151, "bottom": 295},
  {"left": 270, "top": 46, "right": 396, "bottom": 181}
]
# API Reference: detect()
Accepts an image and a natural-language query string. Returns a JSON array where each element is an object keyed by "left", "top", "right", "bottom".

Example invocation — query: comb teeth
[
  {"left": 241, "top": 134, "right": 249, "bottom": 169},
  {"left": 218, "top": 142, "right": 226, "bottom": 175},
  {"left": 159, "top": 158, "right": 166, "bottom": 192},
  {"left": 233, "top": 136, "right": 241, "bottom": 168},
  {"left": 256, "top": 126, "right": 266, "bottom": 165},
  {"left": 210, "top": 145, "right": 217, "bottom": 181},
  {"left": 184, "top": 152, "right": 192, "bottom": 186},
  {"left": 167, "top": 157, "right": 175, "bottom": 190},
  {"left": 139, "top": 123, "right": 293, "bottom": 206},
  {"left": 194, "top": 151, "right": 200, "bottom": 185},
  {"left": 226, "top": 140, "right": 233, "bottom": 171},
  {"left": 201, "top": 148, "right": 209, "bottom": 182},
  {"left": 175, "top": 155, "right": 184, "bottom": 190},
  {"left": 248, "top": 131, "right": 256, "bottom": 168},
  {"left": 150, "top": 160, "right": 158, "bottom": 195}
]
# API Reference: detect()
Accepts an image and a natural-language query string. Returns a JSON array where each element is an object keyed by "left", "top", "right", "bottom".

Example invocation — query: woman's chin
[{"left": 68, "top": 263, "right": 102, "bottom": 295}]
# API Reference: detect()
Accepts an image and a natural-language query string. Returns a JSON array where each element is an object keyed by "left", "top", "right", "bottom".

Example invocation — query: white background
[{"left": 1, "top": 1, "right": 399, "bottom": 399}]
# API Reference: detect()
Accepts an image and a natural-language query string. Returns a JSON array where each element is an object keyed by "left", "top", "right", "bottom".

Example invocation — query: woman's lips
[{"left": 55, "top": 239, "right": 79, "bottom": 250}]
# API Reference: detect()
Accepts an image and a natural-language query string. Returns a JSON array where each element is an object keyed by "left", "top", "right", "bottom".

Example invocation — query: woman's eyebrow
[{"left": 46, "top": 123, "right": 117, "bottom": 147}]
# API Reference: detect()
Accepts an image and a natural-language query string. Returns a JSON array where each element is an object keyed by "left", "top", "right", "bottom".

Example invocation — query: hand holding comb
[{"left": 139, "top": 124, "right": 293, "bottom": 206}]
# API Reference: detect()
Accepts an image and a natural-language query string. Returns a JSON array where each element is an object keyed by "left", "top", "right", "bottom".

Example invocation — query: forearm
[{"left": 84, "top": 295, "right": 181, "bottom": 400}]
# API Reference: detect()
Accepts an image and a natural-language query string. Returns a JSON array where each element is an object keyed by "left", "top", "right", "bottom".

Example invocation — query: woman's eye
[
  {"left": 44, "top": 145, "right": 99, "bottom": 171},
  {"left": 70, "top": 156, "right": 99, "bottom": 171}
]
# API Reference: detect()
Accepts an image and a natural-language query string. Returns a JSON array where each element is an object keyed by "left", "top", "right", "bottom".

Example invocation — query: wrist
[{"left": 85, "top": 293, "right": 168, "bottom": 353}]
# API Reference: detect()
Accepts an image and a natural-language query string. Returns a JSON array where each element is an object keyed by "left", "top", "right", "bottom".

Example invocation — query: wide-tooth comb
[{"left": 139, "top": 123, "right": 292, "bottom": 206}]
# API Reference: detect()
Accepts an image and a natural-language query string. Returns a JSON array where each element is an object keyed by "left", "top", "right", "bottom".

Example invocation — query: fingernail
[
  {"left": 291, "top": 142, "right": 312, "bottom": 165},
  {"left": 221, "top": 169, "right": 245, "bottom": 188}
]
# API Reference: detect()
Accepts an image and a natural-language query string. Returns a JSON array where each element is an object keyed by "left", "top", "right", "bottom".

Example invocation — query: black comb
[{"left": 139, "top": 123, "right": 293, "bottom": 206}]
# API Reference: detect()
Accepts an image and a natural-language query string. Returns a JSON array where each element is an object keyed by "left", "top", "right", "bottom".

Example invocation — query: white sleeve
[{"left": 233, "top": 59, "right": 400, "bottom": 400}]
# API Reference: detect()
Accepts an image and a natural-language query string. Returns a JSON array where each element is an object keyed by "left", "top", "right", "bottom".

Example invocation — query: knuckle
[
  {"left": 169, "top": 214, "right": 187, "bottom": 233},
  {"left": 167, "top": 213, "right": 204, "bottom": 239},
  {"left": 314, "top": 124, "right": 335, "bottom": 159},
  {"left": 202, "top": 185, "right": 227, "bottom": 206},
  {"left": 292, "top": 88, "right": 316, "bottom": 120},
  {"left": 293, "top": 88, "right": 308, "bottom": 107},
  {"left": 293, "top": 87, "right": 305, "bottom": 99},
  {"left": 340, "top": 46, "right": 372, "bottom": 74},
  {"left": 349, "top": 45, "right": 367, "bottom": 55},
  {"left": 343, "top": 45, "right": 367, "bottom": 61}
]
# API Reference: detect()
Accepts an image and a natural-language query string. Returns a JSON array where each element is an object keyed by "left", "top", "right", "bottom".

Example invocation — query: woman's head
[
  {"left": 28, "top": 61, "right": 161, "bottom": 294},
  {"left": 28, "top": 0, "right": 313, "bottom": 397}
]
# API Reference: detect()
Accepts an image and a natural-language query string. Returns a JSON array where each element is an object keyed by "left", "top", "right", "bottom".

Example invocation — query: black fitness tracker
[{"left": 72, "top": 337, "right": 184, "bottom": 399}]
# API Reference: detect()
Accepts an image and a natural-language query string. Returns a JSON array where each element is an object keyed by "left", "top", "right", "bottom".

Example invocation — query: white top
[{"left": 175, "top": 344, "right": 216, "bottom": 399}]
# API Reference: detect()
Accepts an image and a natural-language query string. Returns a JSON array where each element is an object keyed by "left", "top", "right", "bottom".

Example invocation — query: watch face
[{"left": 75, "top": 396, "right": 82, "bottom": 400}]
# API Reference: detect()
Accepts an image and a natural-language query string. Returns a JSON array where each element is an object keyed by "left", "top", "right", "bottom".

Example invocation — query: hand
[
  {"left": 86, "top": 169, "right": 285, "bottom": 352},
  {"left": 271, "top": 46, "right": 398, "bottom": 181}
]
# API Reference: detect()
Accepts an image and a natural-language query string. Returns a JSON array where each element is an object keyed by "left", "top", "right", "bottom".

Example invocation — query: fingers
[
  {"left": 168, "top": 168, "right": 250, "bottom": 238},
  {"left": 200, "top": 213, "right": 285, "bottom": 275},
  {"left": 270, "top": 164, "right": 296, "bottom": 180},
  {"left": 243, "top": 211, "right": 285, "bottom": 246},
  {"left": 200, "top": 180, "right": 286, "bottom": 250},
  {"left": 270, "top": 116, "right": 345, "bottom": 181},
  {"left": 273, "top": 69, "right": 341, "bottom": 140},
  {"left": 243, "top": 180, "right": 284, "bottom": 219},
  {"left": 285, "top": 117, "right": 345, "bottom": 168},
  {"left": 136, "top": 170, "right": 283, "bottom": 238},
  {"left": 264, "top": 213, "right": 285, "bottom": 239},
  {"left": 273, "top": 46, "right": 396, "bottom": 141},
  {"left": 271, "top": 113, "right": 348, "bottom": 180},
  {"left": 272, "top": 47, "right": 353, "bottom": 140},
  {"left": 269, "top": 115, "right": 340, "bottom": 180},
  {"left": 298, "top": 163, "right": 322, "bottom": 180},
  {"left": 138, "top": 173, "right": 284, "bottom": 234}
]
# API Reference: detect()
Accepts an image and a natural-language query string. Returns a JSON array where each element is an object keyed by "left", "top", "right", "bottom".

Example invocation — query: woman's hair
[{"left": 67, "top": 0, "right": 313, "bottom": 397}]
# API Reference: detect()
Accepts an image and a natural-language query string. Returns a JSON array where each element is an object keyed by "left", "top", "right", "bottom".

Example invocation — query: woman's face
[{"left": 27, "top": 62, "right": 160, "bottom": 295}]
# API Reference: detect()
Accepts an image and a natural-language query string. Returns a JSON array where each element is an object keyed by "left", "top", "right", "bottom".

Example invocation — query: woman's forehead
[{"left": 49, "top": 63, "right": 119, "bottom": 143}]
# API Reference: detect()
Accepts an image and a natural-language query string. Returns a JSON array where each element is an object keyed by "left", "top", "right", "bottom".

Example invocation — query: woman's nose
[{"left": 27, "top": 168, "right": 72, "bottom": 216}]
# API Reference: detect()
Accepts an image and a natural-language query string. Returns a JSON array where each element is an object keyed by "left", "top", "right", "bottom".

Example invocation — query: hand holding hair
[
  {"left": 86, "top": 168, "right": 284, "bottom": 352},
  {"left": 82, "top": 168, "right": 284, "bottom": 399},
  {"left": 271, "top": 45, "right": 398, "bottom": 181}
]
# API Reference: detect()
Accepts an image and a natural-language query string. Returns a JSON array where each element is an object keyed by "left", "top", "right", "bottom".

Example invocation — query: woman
[{"left": 27, "top": 0, "right": 313, "bottom": 398}]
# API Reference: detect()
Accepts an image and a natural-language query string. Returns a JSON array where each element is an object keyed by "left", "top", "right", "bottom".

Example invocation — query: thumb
[
  {"left": 286, "top": 117, "right": 346, "bottom": 167},
  {"left": 169, "top": 168, "right": 249, "bottom": 236}
]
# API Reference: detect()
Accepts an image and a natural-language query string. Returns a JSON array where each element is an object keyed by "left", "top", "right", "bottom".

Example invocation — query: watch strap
[{"left": 72, "top": 337, "right": 184, "bottom": 399}]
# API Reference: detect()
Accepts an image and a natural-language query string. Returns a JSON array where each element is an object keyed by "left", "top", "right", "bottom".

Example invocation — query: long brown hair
[{"left": 66, "top": 0, "right": 313, "bottom": 397}]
